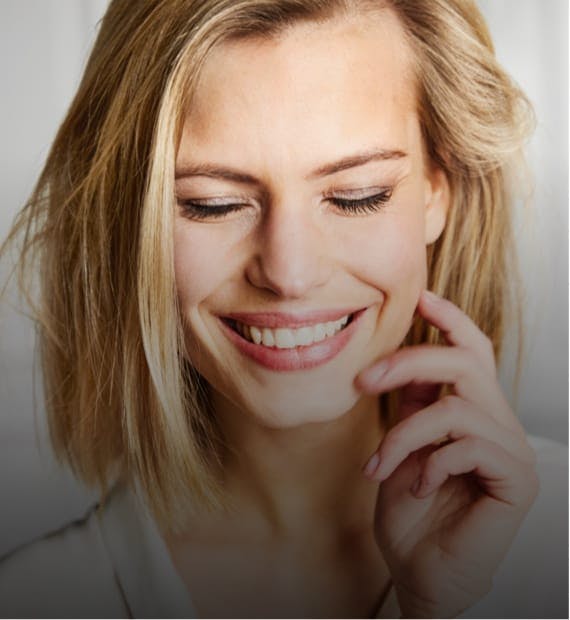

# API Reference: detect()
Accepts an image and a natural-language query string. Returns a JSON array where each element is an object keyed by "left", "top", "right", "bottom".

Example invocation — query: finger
[
  {"left": 364, "top": 395, "right": 534, "bottom": 481},
  {"left": 356, "top": 346, "right": 518, "bottom": 431},
  {"left": 412, "top": 436, "right": 539, "bottom": 509},
  {"left": 418, "top": 290, "right": 496, "bottom": 374}
]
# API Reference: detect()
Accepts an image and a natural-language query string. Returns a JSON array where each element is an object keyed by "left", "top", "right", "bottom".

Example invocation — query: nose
[{"left": 245, "top": 202, "right": 331, "bottom": 298}]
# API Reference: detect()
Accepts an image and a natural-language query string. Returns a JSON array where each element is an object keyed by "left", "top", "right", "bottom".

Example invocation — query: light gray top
[{"left": 0, "top": 435, "right": 567, "bottom": 618}]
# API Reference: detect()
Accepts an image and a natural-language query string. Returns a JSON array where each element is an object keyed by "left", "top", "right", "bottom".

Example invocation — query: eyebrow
[
  {"left": 174, "top": 148, "right": 408, "bottom": 184},
  {"left": 308, "top": 148, "right": 408, "bottom": 178}
]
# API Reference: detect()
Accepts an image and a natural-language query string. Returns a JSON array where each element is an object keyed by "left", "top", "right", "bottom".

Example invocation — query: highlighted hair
[{"left": 2, "top": 0, "right": 533, "bottom": 530}]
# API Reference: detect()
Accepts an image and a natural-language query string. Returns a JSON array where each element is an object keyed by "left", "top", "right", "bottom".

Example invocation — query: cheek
[
  {"left": 173, "top": 224, "right": 231, "bottom": 308},
  {"left": 339, "top": 210, "right": 427, "bottom": 294},
  {"left": 337, "top": 208, "right": 426, "bottom": 353}
]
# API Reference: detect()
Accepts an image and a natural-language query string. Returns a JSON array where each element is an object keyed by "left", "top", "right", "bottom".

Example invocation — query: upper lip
[{"left": 222, "top": 308, "right": 365, "bottom": 329}]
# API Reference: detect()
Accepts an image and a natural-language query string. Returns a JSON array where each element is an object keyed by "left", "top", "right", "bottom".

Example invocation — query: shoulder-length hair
[{"left": 3, "top": 0, "right": 534, "bottom": 530}]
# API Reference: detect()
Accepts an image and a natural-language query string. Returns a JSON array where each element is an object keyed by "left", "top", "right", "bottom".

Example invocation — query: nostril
[{"left": 244, "top": 233, "right": 330, "bottom": 298}]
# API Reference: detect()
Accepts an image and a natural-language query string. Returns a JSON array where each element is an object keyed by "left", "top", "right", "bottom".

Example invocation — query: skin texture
[
  {"left": 168, "top": 9, "right": 538, "bottom": 619},
  {"left": 174, "top": 10, "right": 447, "bottom": 429},
  {"left": 359, "top": 291, "right": 537, "bottom": 617}
]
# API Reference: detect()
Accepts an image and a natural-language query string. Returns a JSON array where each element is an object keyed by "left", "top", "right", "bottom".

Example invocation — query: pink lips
[
  {"left": 223, "top": 308, "right": 360, "bottom": 329},
  {"left": 219, "top": 308, "right": 367, "bottom": 371}
]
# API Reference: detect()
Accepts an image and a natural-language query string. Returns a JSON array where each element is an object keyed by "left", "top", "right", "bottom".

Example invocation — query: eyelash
[
  {"left": 178, "top": 188, "right": 393, "bottom": 220},
  {"left": 328, "top": 189, "right": 393, "bottom": 215},
  {"left": 179, "top": 202, "right": 243, "bottom": 220}
]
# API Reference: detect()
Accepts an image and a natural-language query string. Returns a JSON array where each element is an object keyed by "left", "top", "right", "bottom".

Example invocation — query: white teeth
[
  {"left": 313, "top": 324, "right": 326, "bottom": 342},
  {"left": 250, "top": 326, "right": 262, "bottom": 345},
  {"left": 234, "top": 314, "right": 352, "bottom": 349},
  {"left": 296, "top": 326, "right": 314, "bottom": 346},
  {"left": 275, "top": 329, "right": 296, "bottom": 349},
  {"left": 261, "top": 328, "right": 275, "bottom": 347}
]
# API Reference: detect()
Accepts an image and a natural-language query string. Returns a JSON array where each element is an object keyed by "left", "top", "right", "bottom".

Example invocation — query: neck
[{"left": 213, "top": 393, "right": 384, "bottom": 539}]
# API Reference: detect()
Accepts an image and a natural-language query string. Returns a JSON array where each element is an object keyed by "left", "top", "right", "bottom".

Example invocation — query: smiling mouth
[{"left": 223, "top": 313, "right": 356, "bottom": 349}]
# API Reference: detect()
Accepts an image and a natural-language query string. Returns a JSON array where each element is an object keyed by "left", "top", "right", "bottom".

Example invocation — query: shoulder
[
  {"left": 0, "top": 504, "right": 129, "bottom": 618},
  {"left": 461, "top": 435, "right": 568, "bottom": 619}
]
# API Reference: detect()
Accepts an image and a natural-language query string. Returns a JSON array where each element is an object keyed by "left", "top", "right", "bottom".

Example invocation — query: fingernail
[
  {"left": 363, "top": 453, "right": 381, "bottom": 477},
  {"left": 423, "top": 290, "right": 440, "bottom": 304},
  {"left": 361, "top": 360, "right": 389, "bottom": 387}
]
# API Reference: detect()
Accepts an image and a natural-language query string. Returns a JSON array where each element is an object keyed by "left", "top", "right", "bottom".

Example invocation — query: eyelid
[
  {"left": 176, "top": 195, "right": 252, "bottom": 206},
  {"left": 325, "top": 186, "right": 391, "bottom": 199},
  {"left": 177, "top": 186, "right": 394, "bottom": 221},
  {"left": 326, "top": 187, "right": 393, "bottom": 216}
]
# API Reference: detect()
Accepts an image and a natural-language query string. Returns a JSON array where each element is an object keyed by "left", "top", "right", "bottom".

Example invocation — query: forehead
[{"left": 180, "top": 9, "right": 419, "bottom": 171}]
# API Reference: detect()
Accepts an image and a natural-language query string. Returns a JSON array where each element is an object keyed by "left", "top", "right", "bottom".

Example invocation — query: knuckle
[
  {"left": 517, "top": 466, "right": 540, "bottom": 510},
  {"left": 454, "top": 348, "right": 477, "bottom": 379},
  {"left": 462, "top": 435, "right": 483, "bottom": 459},
  {"left": 526, "top": 467, "right": 540, "bottom": 500}
]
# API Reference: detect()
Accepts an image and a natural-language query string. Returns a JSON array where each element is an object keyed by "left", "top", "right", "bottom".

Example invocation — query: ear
[{"left": 424, "top": 166, "right": 450, "bottom": 245}]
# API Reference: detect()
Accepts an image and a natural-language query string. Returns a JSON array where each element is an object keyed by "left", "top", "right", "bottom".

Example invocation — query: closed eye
[
  {"left": 178, "top": 187, "right": 393, "bottom": 220},
  {"left": 328, "top": 188, "right": 393, "bottom": 215},
  {"left": 178, "top": 198, "right": 250, "bottom": 220}
]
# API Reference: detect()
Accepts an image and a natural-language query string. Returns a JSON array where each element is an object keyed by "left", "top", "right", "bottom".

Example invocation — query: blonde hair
[{"left": 2, "top": 0, "right": 534, "bottom": 530}]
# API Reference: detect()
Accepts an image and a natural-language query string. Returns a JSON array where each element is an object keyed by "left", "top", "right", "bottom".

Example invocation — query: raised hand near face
[{"left": 357, "top": 290, "right": 538, "bottom": 619}]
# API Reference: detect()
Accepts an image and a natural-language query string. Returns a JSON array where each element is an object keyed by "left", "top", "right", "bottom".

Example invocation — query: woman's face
[{"left": 174, "top": 10, "right": 448, "bottom": 428}]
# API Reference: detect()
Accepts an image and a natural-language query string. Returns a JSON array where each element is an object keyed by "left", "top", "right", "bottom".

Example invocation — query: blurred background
[{"left": 0, "top": 1, "right": 567, "bottom": 556}]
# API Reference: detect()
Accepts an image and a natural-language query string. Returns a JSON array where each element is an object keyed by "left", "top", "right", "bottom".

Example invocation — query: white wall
[
  {"left": 478, "top": 0, "right": 569, "bottom": 445},
  {"left": 0, "top": 1, "right": 567, "bottom": 555}
]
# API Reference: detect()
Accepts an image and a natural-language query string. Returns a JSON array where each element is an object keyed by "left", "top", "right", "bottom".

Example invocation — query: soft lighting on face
[{"left": 173, "top": 11, "right": 447, "bottom": 429}]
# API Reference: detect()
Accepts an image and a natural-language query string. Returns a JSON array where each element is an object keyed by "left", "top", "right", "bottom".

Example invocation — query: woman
[{"left": 0, "top": 0, "right": 566, "bottom": 617}]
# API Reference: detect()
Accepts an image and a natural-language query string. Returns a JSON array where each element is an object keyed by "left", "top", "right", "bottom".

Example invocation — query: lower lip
[{"left": 219, "top": 309, "right": 367, "bottom": 371}]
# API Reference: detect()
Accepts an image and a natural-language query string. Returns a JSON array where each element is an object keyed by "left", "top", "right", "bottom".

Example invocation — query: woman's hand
[{"left": 356, "top": 290, "right": 539, "bottom": 619}]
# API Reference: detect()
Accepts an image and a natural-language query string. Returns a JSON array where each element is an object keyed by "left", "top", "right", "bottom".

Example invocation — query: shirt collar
[
  {"left": 95, "top": 483, "right": 400, "bottom": 618},
  {"left": 96, "top": 484, "right": 197, "bottom": 618}
]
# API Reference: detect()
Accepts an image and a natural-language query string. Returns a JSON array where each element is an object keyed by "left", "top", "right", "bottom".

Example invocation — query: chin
[{"left": 233, "top": 374, "right": 365, "bottom": 430}]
